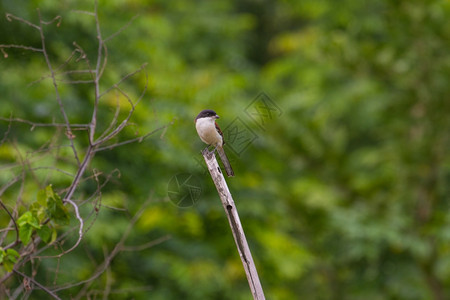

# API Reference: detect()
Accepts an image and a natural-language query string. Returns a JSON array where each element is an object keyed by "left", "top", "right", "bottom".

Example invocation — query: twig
[
  {"left": 13, "top": 270, "right": 62, "bottom": 300},
  {"left": 98, "top": 63, "right": 148, "bottom": 99},
  {"left": 102, "top": 246, "right": 113, "bottom": 300},
  {"left": 51, "top": 195, "right": 164, "bottom": 294},
  {"left": 85, "top": 286, "right": 153, "bottom": 297},
  {"left": 31, "top": 167, "right": 75, "bottom": 178},
  {"left": 0, "top": 117, "right": 90, "bottom": 130},
  {"left": 96, "top": 90, "right": 122, "bottom": 141},
  {"left": 119, "top": 235, "right": 171, "bottom": 252},
  {"left": 5, "top": 13, "right": 40, "bottom": 30},
  {"left": 37, "top": 9, "right": 81, "bottom": 166},
  {"left": 0, "top": 199, "right": 19, "bottom": 249},
  {"left": 57, "top": 79, "right": 95, "bottom": 84},
  {"left": 58, "top": 199, "right": 84, "bottom": 256},
  {"left": 71, "top": 10, "right": 95, "bottom": 16},
  {"left": 90, "top": 0, "right": 105, "bottom": 144},
  {"left": 27, "top": 47, "right": 90, "bottom": 86},
  {"left": 94, "top": 123, "right": 173, "bottom": 152},
  {"left": 0, "top": 114, "right": 13, "bottom": 144},
  {"left": 93, "top": 65, "right": 148, "bottom": 146},
  {"left": 0, "top": 44, "right": 43, "bottom": 53},
  {"left": 63, "top": 145, "right": 93, "bottom": 203},
  {"left": 103, "top": 14, "right": 139, "bottom": 43},
  {"left": 201, "top": 149, "right": 265, "bottom": 300},
  {"left": 0, "top": 175, "right": 21, "bottom": 248}
]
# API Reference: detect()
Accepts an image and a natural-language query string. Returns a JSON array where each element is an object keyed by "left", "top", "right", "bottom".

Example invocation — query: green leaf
[
  {"left": 19, "top": 224, "right": 33, "bottom": 245},
  {"left": 37, "top": 225, "right": 52, "bottom": 244},
  {"left": 17, "top": 211, "right": 33, "bottom": 227},
  {"left": 34, "top": 188, "right": 49, "bottom": 222},
  {"left": 31, "top": 201, "right": 48, "bottom": 223},
  {"left": 17, "top": 213, "right": 35, "bottom": 245},
  {"left": 6, "top": 248, "right": 19, "bottom": 258},
  {"left": 36, "top": 188, "right": 47, "bottom": 207},
  {"left": 45, "top": 185, "right": 70, "bottom": 225},
  {"left": 3, "top": 260, "right": 15, "bottom": 272},
  {"left": 3, "top": 249, "right": 19, "bottom": 272},
  {"left": 17, "top": 211, "right": 40, "bottom": 229},
  {"left": 51, "top": 227, "right": 57, "bottom": 243},
  {"left": 28, "top": 215, "right": 40, "bottom": 229},
  {"left": 0, "top": 248, "right": 4, "bottom": 264}
]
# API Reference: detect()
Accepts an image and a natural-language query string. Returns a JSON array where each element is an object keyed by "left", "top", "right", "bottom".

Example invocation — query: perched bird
[{"left": 195, "top": 109, "right": 234, "bottom": 177}]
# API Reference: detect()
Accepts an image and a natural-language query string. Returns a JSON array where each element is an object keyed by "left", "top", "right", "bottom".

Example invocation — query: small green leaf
[
  {"left": 36, "top": 188, "right": 47, "bottom": 207},
  {"left": 31, "top": 202, "right": 47, "bottom": 223},
  {"left": 45, "top": 185, "right": 70, "bottom": 225},
  {"left": 51, "top": 227, "right": 57, "bottom": 243},
  {"left": 17, "top": 211, "right": 33, "bottom": 227},
  {"left": 0, "top": 248, "right": 5, "bottom": 264},
  {"left": 28, "top": 215, "right": 40, "bottom": 229},
  {"left": 37, "top": 225, "right": 52, "bottom": 243},
  {"left": 6, "top": 249, "right": 19, "bottom": 258},
  {"left": 19, "top": 224, "right": 33, "bottom": 245},
  {"left": 3, "top": 249, "right": 19, "bottom": 272},
  {"left": 17, "top": 211, "right": 40, "bottom": 229},
  {"left": 3, "top": 261, "right": 14, "bottom": 272}
]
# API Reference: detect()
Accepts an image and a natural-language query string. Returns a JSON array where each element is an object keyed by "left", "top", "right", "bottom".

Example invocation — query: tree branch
[
  {"left": 202, "top": 150, "right": 265, "bottom": 300},
  {"left": 13, "top": 269, "right": 62, "bottom": 300}
]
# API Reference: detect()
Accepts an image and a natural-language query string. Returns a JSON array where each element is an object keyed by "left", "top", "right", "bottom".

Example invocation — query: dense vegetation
[{"left": 1, "top": 0, "right": 449, "bottom": 299}]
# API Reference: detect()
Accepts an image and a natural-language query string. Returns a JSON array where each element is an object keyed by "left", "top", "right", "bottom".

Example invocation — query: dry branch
[{"left": 201, "top": 149, "right": 265, "bottom": 300}]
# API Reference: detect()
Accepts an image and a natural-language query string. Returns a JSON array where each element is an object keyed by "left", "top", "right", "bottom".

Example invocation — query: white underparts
[{"left": 196, "top": 117, "right": 223, "bottom": 147}]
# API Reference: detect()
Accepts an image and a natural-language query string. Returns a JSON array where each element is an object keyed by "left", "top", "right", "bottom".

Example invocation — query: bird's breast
[{"left": 196, "top": 118, "right": 222, "bottom": 146}]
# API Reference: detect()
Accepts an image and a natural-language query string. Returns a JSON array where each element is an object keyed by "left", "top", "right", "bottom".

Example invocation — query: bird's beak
[{"left": 215, "top": 115, "right": 220, "bottom": 119}]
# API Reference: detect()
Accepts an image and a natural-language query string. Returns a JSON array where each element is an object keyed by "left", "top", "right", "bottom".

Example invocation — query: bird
[{"left": 195, "top": 109, "right": 234, "bottom": 177}]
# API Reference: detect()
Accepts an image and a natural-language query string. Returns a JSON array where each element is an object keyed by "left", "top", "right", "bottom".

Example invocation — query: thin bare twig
[
  {"left": 94, "top": 123, "right": 173, "bottom": 152},
  {"left": 0, "top": 117, "right": 89, "bottom": 130},
  {"left": 98, "top": 63, "right": 148, "bottom": 99},
  {"left": 52, "top": 195, "right": 163, "bottom": 294},
  {"left": 92, "top": 92, "right": 135, "bottom": 146},
  {"left": 37, "top": 9, "right": 81, "bottom": 166},
  {"left": 120, "top": 235, "right": 171, "bottom": 252},
  {"left": 57, "top": 79, "right": 95, "bottom": 84},
  {"left": 57, "top": 199, "right": 84, "bottom": 257},
  {"left": 80, "top": 169, "right": 121, "bottom": 207},
  {"left": 102, "top": 246, "right": 113, "bottom": 300},
  {"left": 86, "top": 286, "right": 153, "bottom": 298},
  {"left": 93, "top": 66, "right": 148, "bottom": 146},
  {"left": 71, "top": 10, "right": 95, "bottom": 16},
  {"left": 40, "top": 15, "right": 62, "bottom": 26},
  {"left": 0, "top": 176, "right": 21, "bottom": 248},
  {"left": 90, "top": 0, "right": 105, "bottom": 143},
  {"left": 13, "top": 270, "right": 62, "bottom": 300},
  {"left": 96, "top": 91, "right": 122, "bottom": 141},
  {"left": 27, "top": 48, "right": 91, "bottom": 87},
  {"left": 63, "top": 145, "right": 93, "bottom": 203},
  {"left": 0, "top": 115, "right": 13, "bottom": 145},
  {"left": 103, "top": 14, "right": 139, "bottom": 43},
  {"left": 0, "top": 44, "right": 43, "bottom": 53},
  {"left": 5, "top": 13, "right": 40, "bottom": 29},
  {"left": 31, "top": 167, "right": 75, "bottom": 178}
]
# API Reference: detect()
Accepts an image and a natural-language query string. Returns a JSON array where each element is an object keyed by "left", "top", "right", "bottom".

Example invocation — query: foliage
[
  {"left": 16, "top": 185, "right": 68, "bottom": 246},
  {"left": 0, "top": 248, "right": 19, "bottom": 273},
  {"left": 1, "top": 0, "right": 450, "bottom": 299}
]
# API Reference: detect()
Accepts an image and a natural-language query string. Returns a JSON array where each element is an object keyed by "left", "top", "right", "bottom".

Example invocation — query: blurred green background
[{"left": 1, "top": 0, "right": 450, "bottom": 299}]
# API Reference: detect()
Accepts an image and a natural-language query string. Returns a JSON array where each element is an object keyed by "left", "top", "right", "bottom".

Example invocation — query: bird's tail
[{"left": 217, "top": 147, "right": 234, "bottom": 177}]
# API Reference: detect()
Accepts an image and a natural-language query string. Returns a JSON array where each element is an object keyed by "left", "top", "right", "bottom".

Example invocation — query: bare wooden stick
[{"left": 201, "top": 149, "right": 265, "bottom": 300}]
